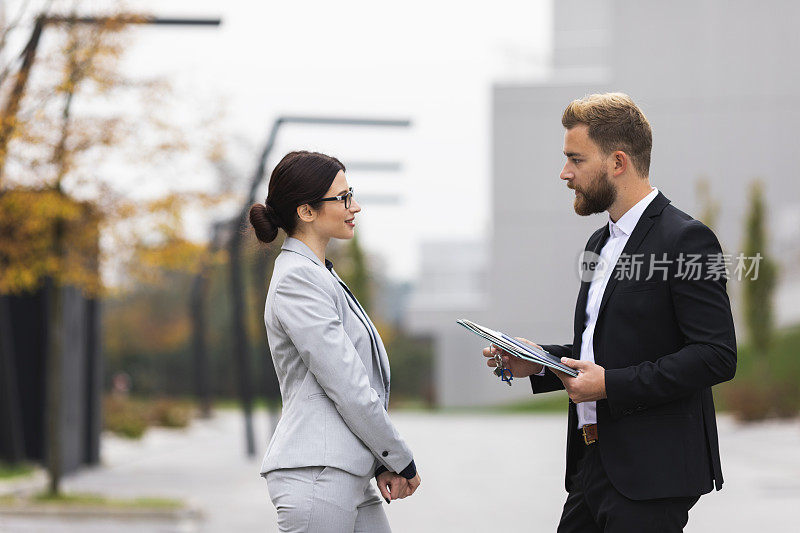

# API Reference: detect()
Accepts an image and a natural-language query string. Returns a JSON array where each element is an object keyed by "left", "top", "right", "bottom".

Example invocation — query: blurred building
[
  {"left": 411, "top": 0, "right": 800, "bottom": 406},
  {"left": 407, "top": 240, "right": 501, "bottom": 406},
  {"left": 407, "top": 240, "right": 488, "bottom": 326}
]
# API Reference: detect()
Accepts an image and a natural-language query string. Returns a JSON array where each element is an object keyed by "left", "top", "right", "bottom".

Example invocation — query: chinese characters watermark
[{"left": 577, "top": 251, "right": 763, "bottom": 283}]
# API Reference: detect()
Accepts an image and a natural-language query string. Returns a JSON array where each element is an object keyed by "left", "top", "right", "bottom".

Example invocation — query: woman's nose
[{"left": 350, "top": 199, "right": 361, "bottom": 213}]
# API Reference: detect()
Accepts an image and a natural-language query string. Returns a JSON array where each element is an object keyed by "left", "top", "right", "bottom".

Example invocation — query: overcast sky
[{"left": 10, "top": 0, "right": 553, "bottom": 281}]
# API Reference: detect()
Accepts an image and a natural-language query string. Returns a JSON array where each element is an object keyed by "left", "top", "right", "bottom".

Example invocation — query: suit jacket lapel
[
  {"left": 597, "top": 192, "right": 670, "bottom": 318},
  {"left": 361, "top": 306, "right": 391, "bottom": 393},
  {"left": 331, "top": 270, "right": 388, "bottom": 390}
]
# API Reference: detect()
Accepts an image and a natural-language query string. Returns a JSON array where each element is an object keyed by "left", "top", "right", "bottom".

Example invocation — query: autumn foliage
[{"left": 0, "top": 8, "right": 225, "bottom": 296}]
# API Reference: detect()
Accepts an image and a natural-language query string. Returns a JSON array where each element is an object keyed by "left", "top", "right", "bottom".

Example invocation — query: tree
[
  {"left": 333, "top": 232, "right": 373, "bottom": 314},
  {"left": 742, "top": 180, "right": 777, "bottom": 358},
  {"left": 0, "top": 5, "right": 221, "bottom": 494},
  {"left": 695, "top": 176, "right": 720, "bottom": 231}
]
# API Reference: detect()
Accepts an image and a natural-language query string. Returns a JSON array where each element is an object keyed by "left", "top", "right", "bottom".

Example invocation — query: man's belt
[{"left": 580, "top": 423, "right": 598, "bottom": 445}]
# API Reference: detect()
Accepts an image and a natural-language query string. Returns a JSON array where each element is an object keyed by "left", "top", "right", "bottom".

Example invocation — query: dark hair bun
[{"left": 249, "top": 203, "right": 279, "bottom": 243}]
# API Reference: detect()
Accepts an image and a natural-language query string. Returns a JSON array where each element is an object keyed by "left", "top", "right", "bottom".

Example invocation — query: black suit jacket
[{"left": 531, "top": 192, "right": 736, "bottom": 500}]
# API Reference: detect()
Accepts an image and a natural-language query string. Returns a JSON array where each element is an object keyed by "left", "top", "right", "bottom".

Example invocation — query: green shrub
[
  {"left": 149, "top": 399, "right": 192, "bottom": 428},
  {"left": 772, "top": 381, "right": 800, "bottom": 419},
  {"left": 719, "top": 323, "right": 800, "bottom": 422},
  {"left": 721, "top": 380, "right": 772, "bottom": 422},
  {"left": 103, "top": 396, "right": 195, "bottom": 438},
  {"left": 103, "top": 396, "right": 149, "bottom": 439}
]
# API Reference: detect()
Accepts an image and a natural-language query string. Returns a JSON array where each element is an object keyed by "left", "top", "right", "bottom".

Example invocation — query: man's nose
[{"left": 560, "top": 165, "right": 573, "bottom": 181}]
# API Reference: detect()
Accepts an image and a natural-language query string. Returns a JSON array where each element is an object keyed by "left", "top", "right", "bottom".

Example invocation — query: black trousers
[{"left": 557, "top": 442, "right": 699, "bottom": 533}]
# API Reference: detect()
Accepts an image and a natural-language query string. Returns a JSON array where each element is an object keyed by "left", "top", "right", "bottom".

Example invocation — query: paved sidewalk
[{"left": 1, "top": 410, "right": 798, "bottom": 532}]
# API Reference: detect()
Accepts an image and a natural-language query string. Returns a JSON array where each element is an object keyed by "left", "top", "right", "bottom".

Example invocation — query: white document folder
[{"left": 457, "top": 318, "right": 579, "bottom": 377}]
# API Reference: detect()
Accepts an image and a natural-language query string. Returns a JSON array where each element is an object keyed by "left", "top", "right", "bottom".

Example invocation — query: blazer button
[{"left": 382, "top": 451, "right": 389, "bottom": 457}]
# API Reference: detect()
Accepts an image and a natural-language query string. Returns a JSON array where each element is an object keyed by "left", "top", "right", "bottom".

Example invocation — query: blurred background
[{"left": 0, "top": 0, "right": 798, "bottom": 532}]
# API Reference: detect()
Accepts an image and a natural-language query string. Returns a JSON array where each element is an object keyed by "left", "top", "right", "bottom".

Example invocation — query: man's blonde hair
[{"left": 562, "top": 93, "right": 652, "bottom": 176}]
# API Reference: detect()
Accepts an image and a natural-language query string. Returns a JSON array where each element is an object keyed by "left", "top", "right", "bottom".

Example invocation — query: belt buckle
[{"left": 581, "top": 425, "right": 597, "bottom": 445}]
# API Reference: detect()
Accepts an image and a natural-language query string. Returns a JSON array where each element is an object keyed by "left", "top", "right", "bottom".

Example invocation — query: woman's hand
[
  {"left": 406, "top": 473, "right": 421, "bottom": 497},
  {"left": 376, "top": 471, "right": 421, "bottom": 502}
]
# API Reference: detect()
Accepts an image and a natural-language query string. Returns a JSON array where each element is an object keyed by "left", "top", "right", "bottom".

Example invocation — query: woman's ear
[{"left": 296, "top": 204, "right": 316, "bottom": 223}]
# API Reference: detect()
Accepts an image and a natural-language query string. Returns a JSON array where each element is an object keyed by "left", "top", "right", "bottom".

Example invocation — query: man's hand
[
  {"left": 376, "top": 471, "right": 421, "bottom": 502},
  {"left": 482, "top": 338, "right": 544, "bottom": 378},
  {"left": 557, "top": 358, "right": 606, "bottom": 403}
]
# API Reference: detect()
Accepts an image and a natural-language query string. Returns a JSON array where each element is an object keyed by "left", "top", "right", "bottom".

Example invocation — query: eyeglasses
[{"left": 317, "top": 187, "right": 354, "bottom": 209}]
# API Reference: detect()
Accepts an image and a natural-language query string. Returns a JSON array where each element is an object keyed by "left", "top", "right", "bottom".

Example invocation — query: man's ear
[
  {"left": 612, "top": 151, "right": 628, "bottom": 177},
  {"left": 296, "top": 204, "right": 315, "bottom": 223}
]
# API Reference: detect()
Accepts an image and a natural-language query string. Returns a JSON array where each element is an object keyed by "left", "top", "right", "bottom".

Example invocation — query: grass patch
[
  {"left": 435, "top": 390, "right": 570, "bottom": 414},
  {"left": 5, "top": 491, "right": 186, "bottom": 510},
  {"left": 0, "top": 462, "right": 35, "bottom": 480},
  {"left": 389, "top": 398, "right": 436, "bottom": 411},
  {"left": 214, "top": 397, "right": 281, "bottom": 411},
  {"left": 491, "top": 391, "right": 570, "bottom": 413}
]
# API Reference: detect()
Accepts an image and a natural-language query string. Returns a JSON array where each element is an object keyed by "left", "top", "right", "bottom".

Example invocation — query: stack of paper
[{"left": 457, "top": 318, "right": 579, "bottom": 377}]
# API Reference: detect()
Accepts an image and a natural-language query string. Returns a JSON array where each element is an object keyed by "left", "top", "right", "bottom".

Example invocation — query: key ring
[{"left": 492, "top": 349, "right": 513, "bottom": 385}]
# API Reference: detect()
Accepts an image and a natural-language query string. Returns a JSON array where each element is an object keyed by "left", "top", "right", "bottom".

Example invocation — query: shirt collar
[
  {"left": 609, "top": 187, "right": 658, "bottom": 237},
  {"left": 281, "top": 237, "right": 328, "bottom": 268}
]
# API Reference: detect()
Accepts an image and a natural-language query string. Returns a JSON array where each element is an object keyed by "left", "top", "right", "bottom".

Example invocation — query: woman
[{"left": 250, "top": 151, "right": 421, "bottom": 532}]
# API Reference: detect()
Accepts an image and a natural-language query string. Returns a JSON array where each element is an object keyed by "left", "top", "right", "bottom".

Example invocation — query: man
[{"left": 483, "top": 93, "right": 736, "bottom": 532}]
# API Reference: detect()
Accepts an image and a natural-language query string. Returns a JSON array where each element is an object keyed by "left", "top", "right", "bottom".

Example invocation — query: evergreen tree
[
  {"left": 742, "top": 180, "right": 777, "bottom": 355},
  {"left": 695, "top": 177, "right": 720, "bottom": 231}
]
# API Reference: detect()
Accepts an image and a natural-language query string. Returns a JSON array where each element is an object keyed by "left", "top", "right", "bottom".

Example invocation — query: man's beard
[{"left": 573, "top": 168, "right": 617, "bottom": 216}]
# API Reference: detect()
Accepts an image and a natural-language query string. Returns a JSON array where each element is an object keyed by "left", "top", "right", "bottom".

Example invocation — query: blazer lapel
[
  {"left": 331, "top": 270, "right": 388, "bottom": 390},
  {"left": 361, "top": 307, "right": 391, "bottom": 393},
  {"left": 597, "top": 192, "right": 670, "bottom": 318}
]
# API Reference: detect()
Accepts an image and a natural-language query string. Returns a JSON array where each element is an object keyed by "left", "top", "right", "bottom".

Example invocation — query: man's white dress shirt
[{"left": 576, "top": 187, "right": 658, "bottom": 429}]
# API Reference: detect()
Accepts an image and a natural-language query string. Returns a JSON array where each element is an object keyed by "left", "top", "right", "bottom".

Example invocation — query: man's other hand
[
  {"left": 557, "top": 358, "right": 607, "bottom": 403},
  {"left": 482, "top": 338, "right": 544, "bottom": 378}
]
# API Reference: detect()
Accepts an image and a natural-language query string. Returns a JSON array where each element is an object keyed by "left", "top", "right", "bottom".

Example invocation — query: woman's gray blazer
[{"left": 259, "top": 237, "right": 413, "bottom": 478}]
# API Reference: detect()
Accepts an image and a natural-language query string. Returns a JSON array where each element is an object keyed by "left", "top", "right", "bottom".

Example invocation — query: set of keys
[{"left": 492, "top": 347, "right": 514, "bottom": 385}]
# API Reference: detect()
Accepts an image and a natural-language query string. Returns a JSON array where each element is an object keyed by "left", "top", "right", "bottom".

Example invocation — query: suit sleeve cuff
[
  {"left": 375, "top": 460, "right": 416, "bottom": 480},
  {"left": 399, "top": 460, "right": 417, "bottom": 480},
  {"left": 374, "top": 464, "right": 389, "bottom": 479}
]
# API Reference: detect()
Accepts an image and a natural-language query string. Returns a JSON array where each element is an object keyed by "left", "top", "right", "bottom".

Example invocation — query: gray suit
[{"left": 260, "top": 238, "right": 413, "bottom": 532}]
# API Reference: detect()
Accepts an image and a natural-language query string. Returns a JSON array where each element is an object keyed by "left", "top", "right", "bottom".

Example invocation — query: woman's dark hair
[{"left": 249, "top": 151, "right": 346, "bottom": 243}]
